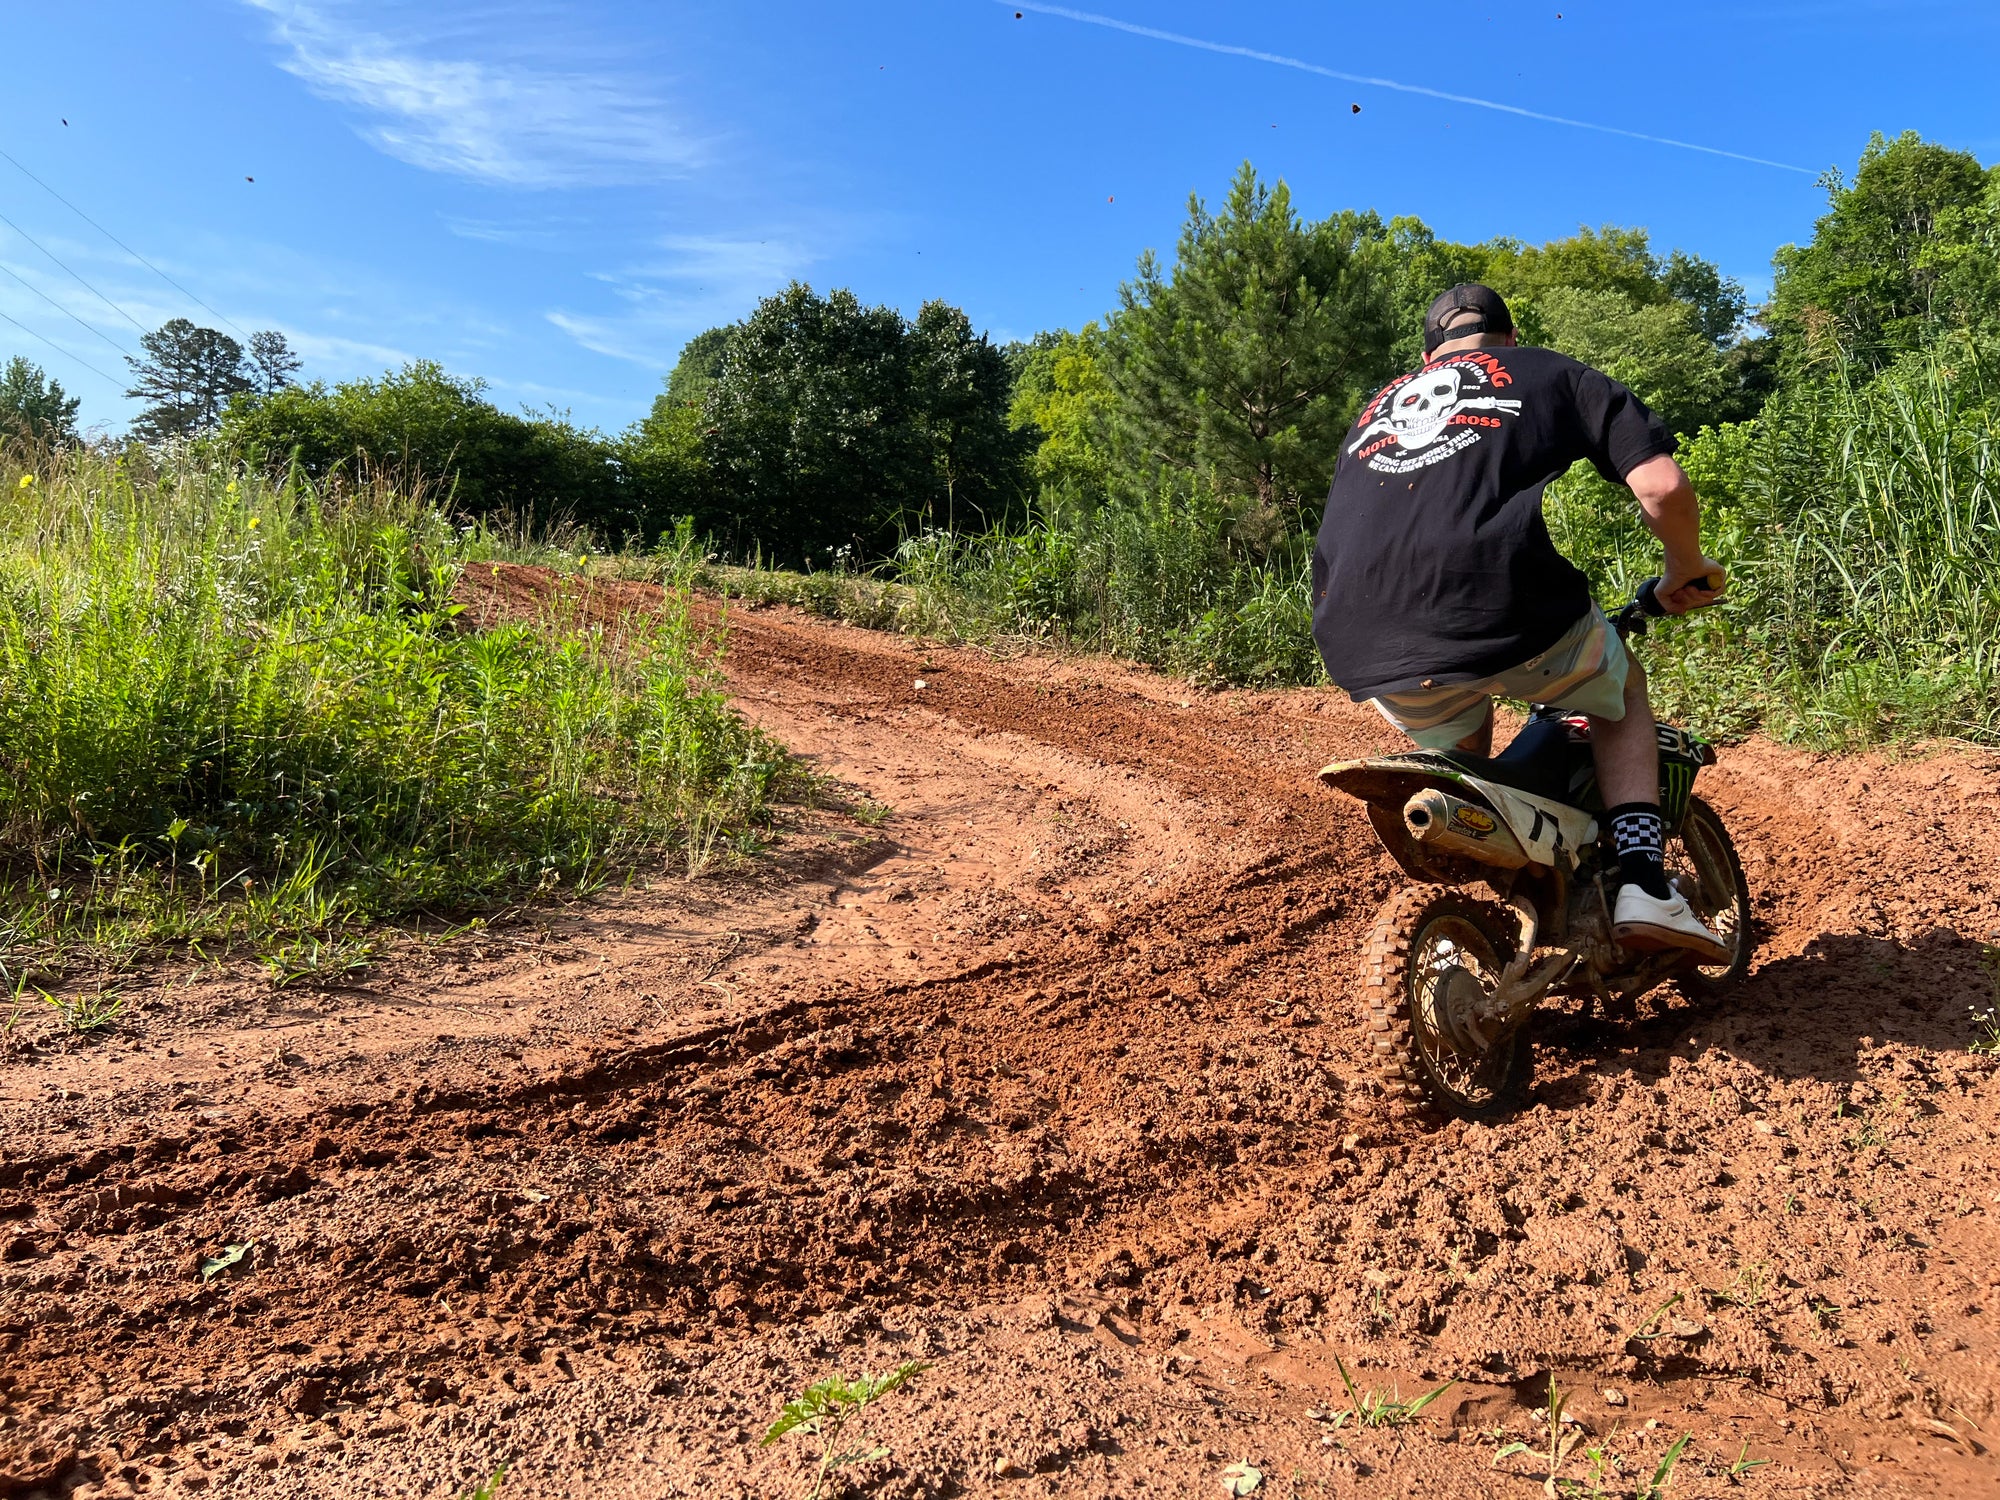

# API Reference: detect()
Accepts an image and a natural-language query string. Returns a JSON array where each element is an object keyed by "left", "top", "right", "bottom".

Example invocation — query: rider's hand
[{"left": 1658, "top": 554, "right": 1727, "bottom": 616}]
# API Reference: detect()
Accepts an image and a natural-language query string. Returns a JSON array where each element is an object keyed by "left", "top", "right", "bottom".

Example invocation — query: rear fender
[
  {"left": 1463, "top": 778, "right": 1600, "bottom": 870},
  {"left": 1318, "top": 756, "right": 1598, "bottom": 872},
  {"left": 1318, "top": 758, "right": 1504, "bottom": 884}
]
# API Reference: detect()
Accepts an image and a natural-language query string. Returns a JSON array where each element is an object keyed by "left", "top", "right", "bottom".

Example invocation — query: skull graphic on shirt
[
  {"left": 1389, "top": 367, "right": 1465, "bottom": 449},
  {"left": 1347, "top": 357, "right": 1525, "bottom": 470}
]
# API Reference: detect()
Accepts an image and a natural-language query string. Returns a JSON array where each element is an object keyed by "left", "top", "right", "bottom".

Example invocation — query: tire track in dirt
[{"left": 1, "top": 565, "right": 1996, "bottom": 1497}]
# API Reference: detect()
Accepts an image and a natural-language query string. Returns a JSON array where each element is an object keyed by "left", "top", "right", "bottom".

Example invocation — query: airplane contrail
[{"left": 1003, "top": 1, "right": 1814, "bottom": 176}]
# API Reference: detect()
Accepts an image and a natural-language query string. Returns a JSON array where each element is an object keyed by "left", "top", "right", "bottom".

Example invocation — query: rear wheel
[
  {"left": 1360, "top": 887, "right": 1531, "bottom": 1121},
  {"left": 1669, "top": 795, "right": 1753, "bottom": 996}
]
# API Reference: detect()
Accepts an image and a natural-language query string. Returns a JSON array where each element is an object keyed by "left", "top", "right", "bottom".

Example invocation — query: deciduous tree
[
  {"left": 907, "top": 299, "right": 1024, "bottom": 533},
  {"left": 1769, "top": 131, "right": 1995, "bottom": 374},
  {"left": 1008, "top": 325, "right": 1115, "bottom": 507},
  {"left": 0, "top": 356, "right": 81, "bottom": 447},
  {"left": 700, "top": 284, "right": 1025, "bottom": 562}
]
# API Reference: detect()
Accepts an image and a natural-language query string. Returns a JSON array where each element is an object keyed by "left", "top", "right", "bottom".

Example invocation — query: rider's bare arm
[{"left": 1625, "top": 454, "right": 1726, "bottom": 615}]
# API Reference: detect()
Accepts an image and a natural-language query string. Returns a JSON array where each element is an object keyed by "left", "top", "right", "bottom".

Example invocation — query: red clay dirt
[{"left": 3, "top": 562, "right": 1999, "bottom": 1499}]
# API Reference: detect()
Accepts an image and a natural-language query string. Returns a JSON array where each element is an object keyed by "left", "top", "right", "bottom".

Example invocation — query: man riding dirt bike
[{"left": 1309, "top": 284, "right": 1748, "bottom": 1117}]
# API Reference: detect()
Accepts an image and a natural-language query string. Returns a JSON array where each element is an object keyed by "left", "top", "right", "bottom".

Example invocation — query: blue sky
[{"left": 2, "top": 0, "right": 1994, "bottom": 435}]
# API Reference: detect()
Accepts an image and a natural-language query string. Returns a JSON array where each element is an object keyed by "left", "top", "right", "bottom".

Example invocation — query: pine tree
[
  {"left": 1108, "top": 164, "right": 1398, "bottom": 520},
  {"left": 247, "top": 330, "right": 303, "bottom": 394},
  {"left": 125, "top": 319, "right": 250, "bottom": 441}
]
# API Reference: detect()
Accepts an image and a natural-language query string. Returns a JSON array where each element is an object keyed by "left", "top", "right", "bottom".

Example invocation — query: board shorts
[{"left": 1368, "top": 606, "right": 1631, "bottom": 750}]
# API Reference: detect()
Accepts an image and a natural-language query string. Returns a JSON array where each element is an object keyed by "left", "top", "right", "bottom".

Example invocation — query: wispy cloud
[
  {"left": 242, "top": 0, "right": 703, "bottom": 187},
  {"left": 442, "top": 215, "right": 568, "bottom": 247},
  {"left": 547, "top": 234, "right": 819, "bottom": 367}
]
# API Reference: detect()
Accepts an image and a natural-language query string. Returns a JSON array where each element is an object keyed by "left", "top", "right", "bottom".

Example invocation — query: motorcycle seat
[{"left": 1439, "top": 714, "right": 1589, "bottom": 804}]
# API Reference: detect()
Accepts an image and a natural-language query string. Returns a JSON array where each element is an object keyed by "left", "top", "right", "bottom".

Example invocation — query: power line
[
  {"left": 0, "top": 204, "right": 150, "bottom": 335},
  {"left": 0, "top": 256, "right": 134, "bottom": 361},
  {"left": 0, "top": 146, "right": 254, "bottom": 341},
  {"left": 1009, "top": 2, "right": 1815, "bottom": 176},
  {"left": 0, "top": 305, "right": 123, "bottom": 390}
]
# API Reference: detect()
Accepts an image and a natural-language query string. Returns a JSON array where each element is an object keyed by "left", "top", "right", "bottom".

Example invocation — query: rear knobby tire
[
  {"left": 1670, "top": 795, "right": 1754, "bottom": 998},
  {"left": 1360, "top": 886, "right": 1532, "bottom": 1123}
]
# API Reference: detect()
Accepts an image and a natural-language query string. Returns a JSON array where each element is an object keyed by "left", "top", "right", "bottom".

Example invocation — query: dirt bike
[{"left": 1318, "top": 580, "right": 1753, "bottom": 1120}]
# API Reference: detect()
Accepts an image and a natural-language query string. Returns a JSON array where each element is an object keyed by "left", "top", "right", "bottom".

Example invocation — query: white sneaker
[{"left": 1613, "top": 883, "right": 1732, "bottom": 966}]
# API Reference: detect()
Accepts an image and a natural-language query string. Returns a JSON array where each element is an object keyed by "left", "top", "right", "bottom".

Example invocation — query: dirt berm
[{"left": 2, "top": 563, "right": 1997, "bottom": 1498}]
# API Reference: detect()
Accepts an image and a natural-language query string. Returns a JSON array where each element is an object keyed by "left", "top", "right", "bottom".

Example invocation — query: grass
[
  {"left": 760, "top": 1360, "right": 929, "bottom": 1500},
  {"left": 1494, "top": 1376, "right": 1694, "bottom": 1499},
  {"left": 1624, "top": 1291, "right": 1686, "bottom": 1344},
  {"left": 1705, "top": 1263, "right": 1769, "bottom": 1311},
  {"left": 1727, "top": 1443, "right": 1771, "bottom": 1480},
  {"left": 18, "top": 981, "right": 127, "bottom": 1035},
  {"left": 0, "top": 446, "right": 793, "bottom": 979},
  {"left": 261, "top": 933, "right": 376, "bottom": 990},
  {"left": 1972, "top": 943, "right": 2000, "bottom": 1054},
  {"left": 672, "top": 482, "right": 1322, "bottom": 691},
  {"left": 1547, "top": 342, "right": 2000, "bottom": 747},
  {"left": 1331, "top": 1357, "right": 1453, "bottom": 1429}
]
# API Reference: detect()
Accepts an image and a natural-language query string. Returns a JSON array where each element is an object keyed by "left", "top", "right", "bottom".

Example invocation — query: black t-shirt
[{"left": 1310, "top": 345, "right": 1675, "bottom": 699}]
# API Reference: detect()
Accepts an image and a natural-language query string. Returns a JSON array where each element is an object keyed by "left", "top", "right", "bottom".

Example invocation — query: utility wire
[
  {"left": 0, "top": 146, "right": 254, "bottom": 341},
  {"left": 0, "top": 256, "right": 133, "bottom": 360},
  {"left": 1008, "top": 2, "right": 1815, "bottom": 176},
  {"left": 0, "top": 204, "right": 150, "bottom": 335},
  {"left": 0, "top": 305, "right": 123, "bottom": 390}
]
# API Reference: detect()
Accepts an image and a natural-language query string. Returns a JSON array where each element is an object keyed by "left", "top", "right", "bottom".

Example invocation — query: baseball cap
[{"left": 1423, "top": 283, "right": 1514, "bottom": 355}]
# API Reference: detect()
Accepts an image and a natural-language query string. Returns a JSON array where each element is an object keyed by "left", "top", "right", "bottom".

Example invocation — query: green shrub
[
  {"left": 1547, "top": 342, "right": 2000, "bottom": 744},
  {"left": 0, "top": 447, "right": 786, "bottom": 967},
  {"left": 219, "top": 362, "right": 647, "bottom": 539}
]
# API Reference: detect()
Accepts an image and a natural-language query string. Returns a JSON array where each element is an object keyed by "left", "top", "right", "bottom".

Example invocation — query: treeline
[
  {"left": 8, "top": 131, "right": 1997, "bottom": 740},
  {"left": 1548, "top": 132, "right": 2000, "bottom": 742},
  {"left": 0, "top": 159, "right": 1773, "bottom": 563},
  {"left": 634, "top": 164, "right": 1767, "bottom": 565}
]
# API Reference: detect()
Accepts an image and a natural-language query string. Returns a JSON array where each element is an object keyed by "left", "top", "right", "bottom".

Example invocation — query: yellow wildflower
[{"left": 16, "top": 474, "right": 34, "bottom": 489}]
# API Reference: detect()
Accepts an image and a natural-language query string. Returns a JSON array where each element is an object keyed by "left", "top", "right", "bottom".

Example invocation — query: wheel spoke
[{"left": 1409, "top": 916, "right": 1510, "bottom": 1107}]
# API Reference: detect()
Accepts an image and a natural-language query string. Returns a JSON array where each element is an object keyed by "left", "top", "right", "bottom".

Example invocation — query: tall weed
[
  {"left": 1549, "top": 342, "right": 2000, "bottom": 744},
  {"left": 0, "top": 446, "right": 786, "bottom": 967}
]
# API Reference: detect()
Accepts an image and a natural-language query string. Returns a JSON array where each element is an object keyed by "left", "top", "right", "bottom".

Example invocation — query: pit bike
[{"left": 1318, "top": 581, "right": 1752, "bottom": 1120}]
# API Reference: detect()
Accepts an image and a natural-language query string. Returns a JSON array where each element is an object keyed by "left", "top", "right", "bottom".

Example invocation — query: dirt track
[{"left": 4, "top": 564, "right": 1999, "bottom": 1499}]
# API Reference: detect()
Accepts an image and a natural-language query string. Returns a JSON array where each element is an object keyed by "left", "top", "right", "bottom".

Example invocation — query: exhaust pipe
[{"left": 1402, "top": 789, "right": 1530, "bottom": 869}]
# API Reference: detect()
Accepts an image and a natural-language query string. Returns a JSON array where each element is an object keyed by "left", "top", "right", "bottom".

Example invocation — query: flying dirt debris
[{"left": 2, "top": 563, "right": 1995, "bottom": 1496}]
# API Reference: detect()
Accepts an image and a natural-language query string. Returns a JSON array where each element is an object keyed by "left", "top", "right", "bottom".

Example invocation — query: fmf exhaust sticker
[{"left": 1450, "top": 806, "right": 1497, "bottom": 837}]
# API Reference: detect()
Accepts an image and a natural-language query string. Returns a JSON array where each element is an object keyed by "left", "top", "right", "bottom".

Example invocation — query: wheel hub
[{"left": 1432, "top": 963, "right": 1494, "bottom": 1055}]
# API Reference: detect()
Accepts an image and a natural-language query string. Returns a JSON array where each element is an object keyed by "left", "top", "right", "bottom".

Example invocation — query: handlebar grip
[{"left": 1635, "top": 577, "right": 1668, "bottom": 618}]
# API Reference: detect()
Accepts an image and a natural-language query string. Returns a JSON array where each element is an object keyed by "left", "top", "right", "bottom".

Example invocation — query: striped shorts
[{"left": 1369, "top": 607, "right": 1631, "bottom": 750}]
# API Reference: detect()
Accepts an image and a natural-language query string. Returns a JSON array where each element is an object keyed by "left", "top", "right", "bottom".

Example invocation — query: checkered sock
[{"left": 1607, "top": 802, "right": 1671, "bottom": 900}]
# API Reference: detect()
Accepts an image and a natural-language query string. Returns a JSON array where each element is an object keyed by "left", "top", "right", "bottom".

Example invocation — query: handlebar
[{"left": 1611, "top": 573, "right": 1724, "bottom": 639}]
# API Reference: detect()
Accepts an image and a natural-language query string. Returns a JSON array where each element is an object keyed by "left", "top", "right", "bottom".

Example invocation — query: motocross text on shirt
[{"left": 1309, "top": 345, "right": 1676, "bottom": 701}]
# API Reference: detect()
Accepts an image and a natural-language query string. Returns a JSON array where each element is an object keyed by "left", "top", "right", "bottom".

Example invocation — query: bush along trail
[{"left": 1, "top": 565, "right": 1998, "bottom": 1498}]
